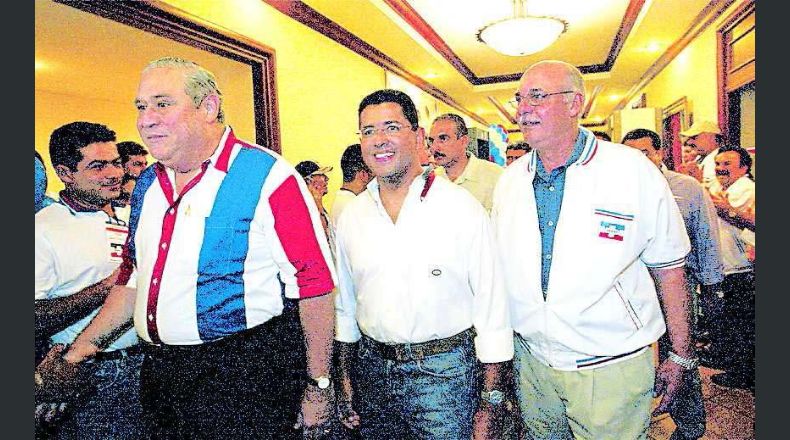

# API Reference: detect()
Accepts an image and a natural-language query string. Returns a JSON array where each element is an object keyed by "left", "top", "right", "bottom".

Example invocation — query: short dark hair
[
  {"left": 622, "top": 128, "right": 662, "bottom": 151},
  {"left": 358, "top": 89, "right": 419, "bottom": 129},
  {"left": 49, "top": 122, "right": 116, "bottom": 170},
  {"left": 117, "top": 141, "right": 148, "bottom": 164},
  {"left": 432, "top": 113, "right": 468, "bottom": 138},
  {"left": 340, "top": 144, "right": 370, "bottom": 182},
  {"left": 506, "top": 141, "right": 531, "bottom": 153},
  {"left": 717, "top": 144, "right": 753, "bottom": 170},
  {"left": 593, "top": 131, "right": 612, "bottom": 142}
]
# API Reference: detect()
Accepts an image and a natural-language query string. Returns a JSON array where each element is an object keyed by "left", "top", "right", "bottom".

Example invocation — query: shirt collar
[
  {"left": 527, "top": 127, "right": 599, "bottom": 174},
  {"left": 454, "top": 153, "right": 477, "bottom": 184},
  {"left": 366, "top": 165, "right": 433, "bottom": 206}
]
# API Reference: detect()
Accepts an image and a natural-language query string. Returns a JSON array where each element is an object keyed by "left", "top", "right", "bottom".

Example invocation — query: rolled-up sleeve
[{"left": 468, "top": 207, "right": 513, "bottom": 363}]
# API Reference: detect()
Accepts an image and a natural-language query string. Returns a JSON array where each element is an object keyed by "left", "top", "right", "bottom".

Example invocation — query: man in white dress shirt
[
  {"left": 330, "top": 143, "right": 371, "bottom": 225},
  {"left": 334, "top": 89, "right": 513, "bottom": 440}
]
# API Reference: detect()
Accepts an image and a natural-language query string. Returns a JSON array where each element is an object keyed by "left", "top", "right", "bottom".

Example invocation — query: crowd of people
[{"left": 34, "top": 56, "right": 754, "bottom": 440}]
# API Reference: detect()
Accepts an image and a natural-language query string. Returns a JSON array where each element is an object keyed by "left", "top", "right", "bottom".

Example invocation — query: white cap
[{"left": 680, "top": 120, "right": 721, "bottom": 137}]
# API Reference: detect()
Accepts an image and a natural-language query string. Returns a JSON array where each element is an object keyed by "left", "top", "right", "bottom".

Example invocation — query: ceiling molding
[
  {"left": 487, "top": 96, "right": 516, "bottom": 125},
  {"left": 614, "top": 0, "right": 737, "bottom": 113},
  {"left": 381, "top": 0, "right": 647, "bottom": 85},
  {"left": 261, "top": 0, "right": 488, "bottom": 126},
  {"left": 582, "top": 85, "right": 604, "bottom": 120}
]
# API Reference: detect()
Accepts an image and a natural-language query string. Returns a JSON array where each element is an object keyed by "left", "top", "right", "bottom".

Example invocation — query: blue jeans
[
  {"left": 55, "top": 353, "right": 146, "bottom": 439},
  {"left": 354, "top": 335, "right": 477, "bottom": 440}
]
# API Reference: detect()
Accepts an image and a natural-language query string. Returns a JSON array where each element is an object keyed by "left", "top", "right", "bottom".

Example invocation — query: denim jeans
[
  {"left": 55, "top": 352, "right": 146, "bottom": 439},
  {"left": 354, "top": 335, "right": 477, "bottom": 440}
]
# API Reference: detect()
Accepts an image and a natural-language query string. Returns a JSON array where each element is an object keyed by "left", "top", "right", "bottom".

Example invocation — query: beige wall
[{"left": 638, "top": 1, "right": 750, "bottom": 128}]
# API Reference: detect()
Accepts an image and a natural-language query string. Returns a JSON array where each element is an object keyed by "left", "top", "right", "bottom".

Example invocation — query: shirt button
[
  {"left": 549, "top": 186, "right": 555, "bottom": 192},
  {"left": 148, "top": 314, "right": 154, "bottom": 321},
  {"left": 548, "top": 221, "right": 554, "bottom": 227},
  {"left": 169, "top": 208, "right": 175, "bottom": 215},
  {"left": 161, "top": 242, "right": 168, "bottom": 250},
  {"left": 152, "top": 278, "right": 159, "bottom": 285},
  {"left": 545, "top": 254, "right": 552, "bottom": 260}
]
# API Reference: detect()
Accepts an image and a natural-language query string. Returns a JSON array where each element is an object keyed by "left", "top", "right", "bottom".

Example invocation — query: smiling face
[
  {"left": 359, "top": 102, "right": 422, "bottom": 186},
  {"left": 135, "top": 67, "right": 212, "bottom": 171},
  {"left": 60, "top": 142, "right": 124, "bottom": 206},
  {"left": 715, "top": 150, "right": 748, "bottom": 188},
  {"left": 515, "top": 63, "right": 583, "bottom": 152},
  {"left": 428, "top": 118, "right": 468, "bottom": 168}
]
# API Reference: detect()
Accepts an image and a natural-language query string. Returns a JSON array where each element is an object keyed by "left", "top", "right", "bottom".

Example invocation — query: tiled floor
[{"left": 648, "top": 367, "right": 755, "bottom": 439}]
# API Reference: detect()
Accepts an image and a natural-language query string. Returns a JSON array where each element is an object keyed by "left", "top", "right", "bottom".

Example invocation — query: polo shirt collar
[{"left": 526, "top": 126, "right": 599, "bottom": 174}]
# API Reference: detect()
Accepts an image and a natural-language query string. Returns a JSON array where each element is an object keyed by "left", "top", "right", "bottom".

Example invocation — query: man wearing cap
[
  {"left": 39, "top": 57, "right": 337, "bottom": 439},
  {"left": 330, "top": 144, "right": 371, "bottom": 225},
  {"left": 493, "top": 61, "right": 693, "bottom": 439},
  {"left": 428, "top": 113, "right": 503, "bottom": 212},
  {"left": 679, "top": 120, "right": 723, "bottom": 188},
  {"left": 334, "top": 89, "right": 513, "bottom": 439},
  {"left": 296, "top": 160, "right": 336, "bottom": 260}
]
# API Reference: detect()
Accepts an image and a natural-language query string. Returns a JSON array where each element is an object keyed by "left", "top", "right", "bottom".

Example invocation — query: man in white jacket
[{"left": 491, "top": 60, "right": 694, "bottom": 439}]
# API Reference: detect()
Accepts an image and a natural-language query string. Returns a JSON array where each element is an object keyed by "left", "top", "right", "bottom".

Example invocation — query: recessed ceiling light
[
  {"left": 609, "top": 94, "right": 621, "bottom": 102},
  {"left": 35, "top": 60, "right": 46, "bottom": 70}
]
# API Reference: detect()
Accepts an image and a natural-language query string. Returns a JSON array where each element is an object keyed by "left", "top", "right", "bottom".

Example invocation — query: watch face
[
  {"left": 317, "top": 376, "right": 331, "bottom": 389},
  {"left": 483, "top": 390, "right": 504, "bottom": 405}
]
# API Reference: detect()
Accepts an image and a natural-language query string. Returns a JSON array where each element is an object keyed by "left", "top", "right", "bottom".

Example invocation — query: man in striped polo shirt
[{"left": 39, "top": 57, "right": 337, "bottom": 439}]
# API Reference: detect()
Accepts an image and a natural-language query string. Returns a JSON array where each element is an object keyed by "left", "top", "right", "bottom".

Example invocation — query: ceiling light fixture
[{"left": 477, "top": 0, "right": 567, "bottom": 57}]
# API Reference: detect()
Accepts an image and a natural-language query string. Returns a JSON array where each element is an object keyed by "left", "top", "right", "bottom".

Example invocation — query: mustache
[
  {"left": 433, "top": 151, "right": 446, "bottom": 159},
  {"left": 716, "top": 170, "right": 730, "bottom": 176}
]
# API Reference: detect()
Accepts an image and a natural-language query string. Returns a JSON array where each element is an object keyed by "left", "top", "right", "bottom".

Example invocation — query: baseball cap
[
  {"left": 295, "top": 160, "right": 333, "bottom": 178},
  {"left": 680, "top": 120, "right": 721, "bottom": 138}
]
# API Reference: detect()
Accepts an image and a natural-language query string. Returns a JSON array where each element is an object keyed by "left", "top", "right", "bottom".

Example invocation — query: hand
[
  {"left": 676, "top": 161, "right": 702, "bottom": 182},
  {"left": 707, "top": 189, "right": 732, "bottom": 213},
  {"left": 296, "top": 385, "right": 334, "bottom": 439},
  {"left": 34, "top": 402, "right": 68, "bottom": 426},
  {"left": 35, "top": 344, "right": 89, "bottom": 402},
  {"left": 652, "top": 358, "right": 686, "bottom": 415},
  {"left": 336, "top": 399, "right": 360, "bottom": 430}
]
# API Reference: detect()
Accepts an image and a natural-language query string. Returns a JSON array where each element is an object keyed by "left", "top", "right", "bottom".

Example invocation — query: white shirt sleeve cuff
[
  {"left": 335, "top": 318, "right": 362, "bottom": 343},
  {"left": 474, "top": 328, "right": 514, "bottom": 363}
]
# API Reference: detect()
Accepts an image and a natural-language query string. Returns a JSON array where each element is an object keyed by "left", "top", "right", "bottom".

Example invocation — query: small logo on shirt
[
  {"left": 598, "top": 221, "right": 625, "bottom": 241},
  {"left": 593, "top": 209, "right": 632, "bottom": 242}
]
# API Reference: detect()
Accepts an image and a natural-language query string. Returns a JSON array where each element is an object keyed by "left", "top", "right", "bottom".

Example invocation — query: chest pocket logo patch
[{"left": 594, "top": 208, "right": 633, "bottom": 242}]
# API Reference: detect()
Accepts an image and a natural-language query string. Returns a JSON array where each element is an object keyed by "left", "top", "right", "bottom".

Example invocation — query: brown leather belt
[{"left": 362, "top": 328, "right": 474, "bottom": 362}]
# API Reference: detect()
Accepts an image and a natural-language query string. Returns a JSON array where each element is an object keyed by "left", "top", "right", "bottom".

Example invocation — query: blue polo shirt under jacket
[{"left": 532, "top": 129, "right": 587, "bottom": 297}]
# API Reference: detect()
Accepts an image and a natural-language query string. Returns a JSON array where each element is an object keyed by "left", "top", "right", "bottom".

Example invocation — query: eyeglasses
[
  {"left": 358, "top": 122, "right": 415, "bottom": 139},
  {"left": 510, "top": 90, "right": 576, "bottom": 107}
]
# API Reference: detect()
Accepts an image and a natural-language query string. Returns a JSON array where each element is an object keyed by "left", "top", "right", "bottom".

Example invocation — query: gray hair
[
  {"left": 144, "top": 57, "right": 225, "bottom": 123},
  {"left": 432, "top": 113, "right": 468, "bottom": 138}
]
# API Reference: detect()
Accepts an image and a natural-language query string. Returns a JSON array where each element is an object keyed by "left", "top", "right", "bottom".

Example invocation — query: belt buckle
[{"left": 409, "top": 344, "right": 426, "bottom": 361}]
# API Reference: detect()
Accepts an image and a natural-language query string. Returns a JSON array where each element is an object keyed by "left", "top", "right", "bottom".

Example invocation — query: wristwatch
[
  {"left": 481, "top": 389, "right": 505, "bottom": 406},
  {"left": 668, "top": 351, "right": 699, "bottom": 370},
  {"left": 307, "top": 375, "right": 332, "bottom": 390}
]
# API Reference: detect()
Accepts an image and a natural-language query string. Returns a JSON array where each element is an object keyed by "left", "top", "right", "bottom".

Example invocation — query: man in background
[
  {"left": 622, "top": 128, "right": 724, "bottom": 439},
  {"left": 330, "top": 144, "right": 371, "bottom": 225},
  {"left": 35, "top": 121, "right": 145, "bottom": 439},
  {"left": 428, "top": 113, "right": 503, "bottom": 212},
  {"left": 505, "top": 142, "right": 531, "bottom": 167}
]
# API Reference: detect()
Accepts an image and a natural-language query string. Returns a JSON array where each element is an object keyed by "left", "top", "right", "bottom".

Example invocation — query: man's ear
[
  {"left": 55, "top": 164, "right": 74, "bottom": 184},
  {"left": 568, "top": 92, "right": 584, "bottom": 118},
  {"left": 201, "top": 94, "right": 221, "bottom": 122}
]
